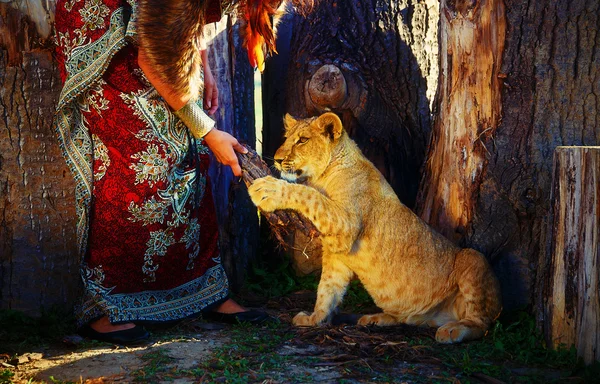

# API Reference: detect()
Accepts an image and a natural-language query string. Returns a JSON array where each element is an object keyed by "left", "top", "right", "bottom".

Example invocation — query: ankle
[
  {"left": 213, "top": 299, "right": 247, "bottom": 314},
  {"left": 89, "top": 317, "right": 135, "bottom": 333}
]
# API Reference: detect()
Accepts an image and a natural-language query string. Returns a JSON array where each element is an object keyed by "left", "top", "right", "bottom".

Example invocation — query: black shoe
[
  {"left": 78, "top": 324, "right": 150, "bottom": 345},
  {"left": 203, "top": 309, "right": 278, "bottom": 325}
]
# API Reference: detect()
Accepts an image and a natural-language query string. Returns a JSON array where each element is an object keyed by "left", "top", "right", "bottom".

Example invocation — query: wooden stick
[{"left": 237, "top": 145, "right": 321, "bottom": 248}]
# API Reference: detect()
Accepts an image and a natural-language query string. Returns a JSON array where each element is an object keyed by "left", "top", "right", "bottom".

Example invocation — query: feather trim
[
  {"left": 240, "top": 0, "right": 286, "bottom": 71},
  {"left": 137, "top": 0, "right": 206, "bottom": 99}
]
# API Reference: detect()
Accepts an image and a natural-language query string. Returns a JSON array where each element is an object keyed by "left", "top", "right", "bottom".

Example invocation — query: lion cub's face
[{"left": 274, "top": 113, "right": 343, "bottom": 182}]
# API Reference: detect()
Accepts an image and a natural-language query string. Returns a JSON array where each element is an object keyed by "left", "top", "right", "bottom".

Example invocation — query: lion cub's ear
[
  {"left": 317, "top": 112, "right": 343, "bottom": 141},
  {"left": 283, "top": 114, "right": 297, "bottom": 129}
]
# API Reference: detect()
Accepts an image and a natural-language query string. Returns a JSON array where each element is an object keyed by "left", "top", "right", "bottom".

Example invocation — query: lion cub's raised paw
[{"left": 248, "top": 176, "right": 286, "bottom": 212}]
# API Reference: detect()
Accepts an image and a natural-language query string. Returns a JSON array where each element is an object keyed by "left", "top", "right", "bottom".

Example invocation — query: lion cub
[{"left": 248, "top": 112, "right": 502, "bottom": 343}]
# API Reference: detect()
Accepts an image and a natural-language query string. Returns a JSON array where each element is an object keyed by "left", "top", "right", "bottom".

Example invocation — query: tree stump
[{"left": 539, "top": 146, "right": 600, "bottom": 364}]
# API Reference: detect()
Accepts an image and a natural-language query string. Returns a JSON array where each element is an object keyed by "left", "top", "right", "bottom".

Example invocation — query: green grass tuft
[
  {"left": 132, "top": 349, "right": 176, "bottom": 382},
  {"left": 435, "top": 311, "right": 598, "bottom": 383},
  {"left": 244, "top": 257, "right": 319, "bottom": 298},
  {"left": 190, "top": 322, "right": 305, "bottom": 383},
  {"left": 0, "top": 369, "right": 14, "bottom": 384},
  {"left": 0, "top": 308, "right": 76, "bottom": 353}
]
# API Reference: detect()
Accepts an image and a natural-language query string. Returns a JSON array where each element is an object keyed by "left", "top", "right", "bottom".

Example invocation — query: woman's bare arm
[{"left": 138, "top": 46, "right": 246, "bottom": 176}]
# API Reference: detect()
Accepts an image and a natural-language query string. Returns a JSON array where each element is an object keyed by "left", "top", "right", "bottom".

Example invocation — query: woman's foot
[
  {"left": 79, "top": 316, "right": 149, "bottom": 345},
  {"left": 89, "top": 316, "right": 135, "bottom": 333},
  {"left": 211, "top": 298, "right": 247, "bottom": 314},
  {"left": 205, "top": 299, "right": 278, "bottom": 325}
]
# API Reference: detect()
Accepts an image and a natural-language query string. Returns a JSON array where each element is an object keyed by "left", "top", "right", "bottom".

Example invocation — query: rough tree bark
[
  {"left": 280, "top": 0, "right": 438, "bottom": 206},
  {"left": 265, "top": 0, "right": 600, "bottom": 315},
  {"left": 539, "top": 146, "right": 599, "bottom": 364},
  {"left": 262, "top": 0, "right": 439, "bottom": 273},
  {"left": 417, "top": 0, "right": 600, "bottom": 310},
  {"left": 204, "top": 20, "right": 260, "bottom": 292},
  {"left": 0, "top": 1, "right": 79, "bottom": 315},
  {"left": 0, "top": 2, "right": 257, "bottom": 314},
  {"left": 416, "top": 0, "right": 506, "bottom": 243}
]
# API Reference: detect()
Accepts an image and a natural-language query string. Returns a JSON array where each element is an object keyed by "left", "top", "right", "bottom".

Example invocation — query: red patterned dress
[{"left": 54, "top": 0, "right": 229, "bottom": 326}]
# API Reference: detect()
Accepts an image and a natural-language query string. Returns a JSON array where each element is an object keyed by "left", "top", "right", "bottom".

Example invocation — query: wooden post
[{"left": 539, "top": 146, "right": 600, "bottom": 364}]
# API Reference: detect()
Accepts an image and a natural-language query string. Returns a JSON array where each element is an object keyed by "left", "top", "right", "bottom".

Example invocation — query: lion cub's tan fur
[{"left": 248, "top": 113, "right": 502, "bottom": 343}]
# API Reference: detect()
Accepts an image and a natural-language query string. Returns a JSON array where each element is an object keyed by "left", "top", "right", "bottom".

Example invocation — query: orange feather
[{"left": 244, "top": 0, "right": 279, "bottom": 73}]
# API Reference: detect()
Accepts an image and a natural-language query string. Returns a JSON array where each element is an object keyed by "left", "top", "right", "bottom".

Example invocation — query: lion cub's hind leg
[
  {"left": 435, "top": 249, "right": 502, "bottom": 344},
  {"left": 435, "top": 320, "right": 487, "bottom": 343},
  {"left": 357, "top": 313, "right": 400, "bottom": 326}
]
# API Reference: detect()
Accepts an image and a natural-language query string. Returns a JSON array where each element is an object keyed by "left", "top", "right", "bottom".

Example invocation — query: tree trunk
[
  {"left": 465, "top": 0, "right": 599, "bottom": 310},
  {"left": 539, "top": 146, "right": 599, "bottom": 364},
  {"left": 0, "top": 1, "right": 80, "bottom": 315},
  {"left": 417, "top": 0, "right": 600, "bottom": 311},
  {"left": 263, "top": 0, "right": 439, "bottom": 273},
  {"left": 273, "top": 0, "right": 438, "bottom": 204},
  {"left": 0, "top": 3, "right": 257, "bottom": 314},
  {"left": 208, "top": 18, "right": 260, "bottom": 291},
  {"left": 264, "top": 0, "right": 600, "bottom": 315},
  {"left": 416, "top": 0, "right": 506, "bottom": 243}
]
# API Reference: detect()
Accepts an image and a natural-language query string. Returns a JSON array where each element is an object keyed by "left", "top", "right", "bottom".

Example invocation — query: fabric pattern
[{"left": 53, "top": 0, "right": 229, "bottom": 326}]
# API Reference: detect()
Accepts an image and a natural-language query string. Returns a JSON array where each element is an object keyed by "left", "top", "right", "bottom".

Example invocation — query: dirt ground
[
  {"left": 9, "top": 336, "right": 223, "bottom": 383},
  {"left": 3, "top": 320, "right": 447, "bottom": 384}
]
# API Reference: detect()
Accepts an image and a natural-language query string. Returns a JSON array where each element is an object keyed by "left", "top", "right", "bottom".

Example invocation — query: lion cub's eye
[{"left": 298, "top": 137, "right": 309, "bottom": 144}]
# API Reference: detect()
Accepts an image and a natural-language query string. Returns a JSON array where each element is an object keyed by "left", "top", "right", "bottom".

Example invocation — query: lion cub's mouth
[{"left": 281, "top": 169, "right": 307, "bottom": 183}]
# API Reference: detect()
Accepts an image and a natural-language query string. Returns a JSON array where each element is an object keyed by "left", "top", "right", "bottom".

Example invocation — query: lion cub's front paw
[
  {"left": 248, "top": 176, "right": 286, "bottom": 212},
  {"left": 292, "top": 311, "right": 320, "bottom": 327}
]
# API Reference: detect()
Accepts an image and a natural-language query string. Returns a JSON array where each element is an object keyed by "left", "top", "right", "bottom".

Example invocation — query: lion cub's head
[{"left": 274, "top": 112, "right": 344, "bottom": 182}]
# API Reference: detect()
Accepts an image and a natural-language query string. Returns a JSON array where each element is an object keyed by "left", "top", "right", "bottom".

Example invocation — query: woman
[{"left": 54, "top": 0, "right": 290, "bottom": 344}]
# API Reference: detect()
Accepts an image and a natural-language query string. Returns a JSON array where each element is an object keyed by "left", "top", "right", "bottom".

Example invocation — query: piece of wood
[
  {"left": 539, "top": 146, "right": 599, "bottom": 365},
  {"left": 237, "top": 145, "right": 320, "bottom": 245}
]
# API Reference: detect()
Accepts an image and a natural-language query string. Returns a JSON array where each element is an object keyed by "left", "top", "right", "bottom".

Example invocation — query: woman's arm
[
  {"left": 138, "top": 47, "right": 247, "bottom": 177},
  {"left": 201, "top": 49, "right": 219, "bottom": 115}
]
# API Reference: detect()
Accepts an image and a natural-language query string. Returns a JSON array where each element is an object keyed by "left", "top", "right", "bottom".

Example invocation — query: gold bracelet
[{"left": 173, "top": 101, "right": 215, "bottom": 138}]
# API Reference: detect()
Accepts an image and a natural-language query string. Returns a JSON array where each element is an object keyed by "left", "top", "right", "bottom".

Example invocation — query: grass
[
  {"left": 2, "top": 258, "right": 600, "bottom": 383},
  {"left": 241, "top": 257, "right": 600, "bottom": 383},
  {"left": 244, "top": 256, "right": 319, "bottom": 297},
  {"left": 0, "top": 308, "right": 76, "bottom": 354},
  {"left": 432, "top": 311, "right": 600, "bottom": 383},
  {"left": 132, "top": 349, "right": 177, "bottom": 383},
  {"left": 0, "top": 370, "right": 14, "bottom": 384},
  {"left": 179, "top": 322, "right": 313, "bottom": 383},
  {"left": 244, "top": 257, "right": 375, "bottom": 312}
]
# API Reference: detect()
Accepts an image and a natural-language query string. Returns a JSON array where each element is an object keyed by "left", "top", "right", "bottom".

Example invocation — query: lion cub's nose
[{"left": 273, "top": 154, "right": 284, "bottom": 166}]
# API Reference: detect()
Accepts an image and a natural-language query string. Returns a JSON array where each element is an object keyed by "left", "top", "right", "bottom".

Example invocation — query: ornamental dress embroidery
[{"left": 54, "top": 0, "right": 229, "bottom": 326}]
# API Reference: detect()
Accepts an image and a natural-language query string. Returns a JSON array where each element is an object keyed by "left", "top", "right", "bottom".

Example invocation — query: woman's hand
[
  {"left": 203, "top": 128, "right": 247, "bottom": 176},
  {"left": 140, "top": 46, "right": 246, "bottom": 176},
  {"left": 201, "top": 50, "right": 219, "bottom": 115}
]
